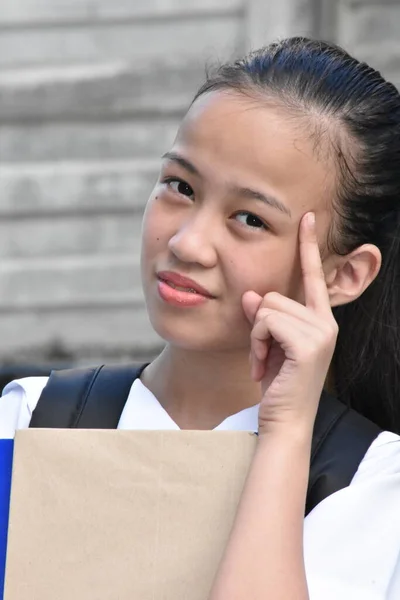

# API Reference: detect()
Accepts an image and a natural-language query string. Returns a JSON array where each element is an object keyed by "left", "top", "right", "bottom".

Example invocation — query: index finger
[{"left": 299, "top": 212, "right": 331, "bottom": 315}]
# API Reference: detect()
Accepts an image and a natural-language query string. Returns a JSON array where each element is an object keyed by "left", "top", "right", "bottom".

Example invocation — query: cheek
[
  {"left": 141, "top": 195, "right": 167, "bottom": 258},
  {"left": 227, "top": 241, "right": 301, "bottom": 299}
]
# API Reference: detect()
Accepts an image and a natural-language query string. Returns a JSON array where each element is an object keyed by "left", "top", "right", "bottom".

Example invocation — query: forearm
[{"left": 209, "top": 429, "right": 312, "bottom": 600}]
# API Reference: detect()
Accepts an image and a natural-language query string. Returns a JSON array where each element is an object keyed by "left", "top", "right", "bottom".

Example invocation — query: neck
[{"left": 140, "top": 344, "right": 262, "bottom": 430}]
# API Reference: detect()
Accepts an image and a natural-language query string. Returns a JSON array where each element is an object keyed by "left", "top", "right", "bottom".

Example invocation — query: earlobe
[{"left": 326, "top": 244, "right": 382, "bottom": 307}]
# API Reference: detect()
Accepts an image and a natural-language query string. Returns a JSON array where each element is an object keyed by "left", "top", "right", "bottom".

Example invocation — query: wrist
[{"left": 257, "top": 421, "right": 313, "bottom": 449}]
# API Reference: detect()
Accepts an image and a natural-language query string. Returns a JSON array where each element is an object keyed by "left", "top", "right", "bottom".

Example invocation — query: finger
[
  {"left": 250, "top": 341, "right": 269, "bottom": 381},
  {"left": 299, "top": 212, "right": 331, "bottom": 315},
  {"left": 250, "top": 310, "right": 277, "bottom": 382},
  {"left": 242, "top": 290, "right": 263, "bottom": 325},
  {"left": 258, "top": 291, "right": 323, "bottom": 325},
  {"left": 250, "top": 344, "right": 268, "bottom": 381},
  {"left": 243, "top": 292, "right": 268, "bottom": 381},
  {"left": 250, "top": 330, "right": 270, "bottom": 381},
  {"left": 249, "top": 307, "right": 271, "bottom": 381},
  {"left": 251, "top": 310, "right": 311, "bottom": 350}
]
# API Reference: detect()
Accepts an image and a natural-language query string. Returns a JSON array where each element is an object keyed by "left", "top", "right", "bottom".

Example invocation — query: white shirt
[{"left": 1, "top": 377, "right": 400, "bottom": 599}]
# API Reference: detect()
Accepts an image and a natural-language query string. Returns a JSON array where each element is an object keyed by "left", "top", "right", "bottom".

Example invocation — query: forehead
[{"left": 173, "top": 91, "right": 335, "bottom": 216}]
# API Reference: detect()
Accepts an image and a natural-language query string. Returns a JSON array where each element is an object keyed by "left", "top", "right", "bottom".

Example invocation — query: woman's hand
[
  {"left": 211, "top": 213, "right": 327, "bottom": 600},
  {"left": 242, "top": 212, "right": 338, "bottom": 435}
]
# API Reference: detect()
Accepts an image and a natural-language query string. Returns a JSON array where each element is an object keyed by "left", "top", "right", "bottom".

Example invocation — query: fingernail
[{"left": 307, "top": 212, "right": 315, "bottom": 227}]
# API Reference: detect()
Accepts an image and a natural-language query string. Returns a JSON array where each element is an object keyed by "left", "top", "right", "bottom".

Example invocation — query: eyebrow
[
  {"left": 162, "top": 151, "right": 291, "bottom": 218},
  {"left": 231, "top": 186, "right": 291, "bottom": 218},
  {"left": 162, "top": 152, "right": 200, "bottom": 176}
]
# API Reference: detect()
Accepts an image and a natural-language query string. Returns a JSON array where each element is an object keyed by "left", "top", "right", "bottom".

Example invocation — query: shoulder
[
  {"left": 353, "top": 429, "right": 400, "bottom": 482},
  {"left": 0, "top": 377, "right": 49, "bottom": 438},
  {"left": 305, "top": 429, "right": 400, "bottom": 598}
]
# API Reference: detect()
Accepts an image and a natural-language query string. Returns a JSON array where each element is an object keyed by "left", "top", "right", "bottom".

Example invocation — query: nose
[{"left": 168, "top": 213, "right": 218, "bottom": 268}]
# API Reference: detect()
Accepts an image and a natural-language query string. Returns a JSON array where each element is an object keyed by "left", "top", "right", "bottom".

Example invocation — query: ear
[{"left": 324, "top": 244, "right": 382, "bottom": 307}]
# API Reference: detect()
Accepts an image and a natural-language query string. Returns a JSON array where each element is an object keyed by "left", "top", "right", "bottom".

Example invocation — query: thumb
[{"left": 242, "top": 290, "right": 263, "bottom": 325}]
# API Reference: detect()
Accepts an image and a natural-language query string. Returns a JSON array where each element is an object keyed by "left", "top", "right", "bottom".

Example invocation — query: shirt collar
[{"left": 117, "top": 379, "right": 259, "bottom": 432}]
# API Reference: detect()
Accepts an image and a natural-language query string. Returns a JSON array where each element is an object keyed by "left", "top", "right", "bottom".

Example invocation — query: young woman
[{"left": 2, "top": 38, "right": 400, "bottom": 598}]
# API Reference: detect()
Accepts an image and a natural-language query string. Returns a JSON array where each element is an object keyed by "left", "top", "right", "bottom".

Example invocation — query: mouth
[
  {"left": 156, "top": 271, "right": 215, "bottom": 307},
  {"left": 156, "top": 271, "right": 215, "bottom": 298},
  {"left": 163, "top": 281, "right": 201, "bottom": 294}
]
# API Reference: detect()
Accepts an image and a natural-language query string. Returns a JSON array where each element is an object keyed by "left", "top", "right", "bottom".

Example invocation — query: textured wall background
[{"left": 1, "top": 0, "right": 399, "bottom": 366}]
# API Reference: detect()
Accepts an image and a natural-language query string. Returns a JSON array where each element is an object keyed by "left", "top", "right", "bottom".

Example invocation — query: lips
[{"left": 156, "top": 271, "right": 214, "bottom": 298}]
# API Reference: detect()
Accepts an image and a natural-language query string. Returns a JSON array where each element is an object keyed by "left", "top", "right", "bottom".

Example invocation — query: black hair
[{"left": 193, "top": 37, "right": 400, "bottom": 433}]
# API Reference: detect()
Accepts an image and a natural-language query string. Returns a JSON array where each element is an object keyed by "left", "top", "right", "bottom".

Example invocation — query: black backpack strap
[
  {"left": 306, "top": 391, "right": 381, "bottom": 515},
  {"left": 30, "top": 363, "right": 148, "bottom": 429},
  {"left": 31, "top": 365, "right": 381, "bottom": 513}
]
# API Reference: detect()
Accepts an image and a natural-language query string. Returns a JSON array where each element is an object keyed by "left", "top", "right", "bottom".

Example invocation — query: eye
[
  {"left": 164, "top": 177, "right": 194, "bottom": 200},
  {"left": 234, "top": 211, "right": 268, "bottom": 230}
]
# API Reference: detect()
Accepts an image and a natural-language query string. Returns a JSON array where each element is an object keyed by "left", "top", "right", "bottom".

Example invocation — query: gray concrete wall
[{"left": 1, "top": 0, "right": 399, "bottom": 365}]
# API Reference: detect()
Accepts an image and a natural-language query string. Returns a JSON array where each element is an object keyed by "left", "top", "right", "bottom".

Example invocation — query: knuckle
[
  {"left": 301, "top": 326, "right": 337, "bottom": 360},
  {"left": 262, "top": 291, "right": 281, "bottom": 306},
  {"left": 250, "top": 325, "right": 259, "bottom": 339},
  {"left": 316, "top": 316, "right": 338, "bottom": 338},
  {"left": 255, "top": 307, "right": 274, "bottom": 324},
  {"left": 323, "top": 320, "right": 339, "bottom": 342},
  {"left": 303, "top": 340, "right": 320, "bottom": 359},
  {"left": 301, "top": 264, "right": 324, "bottom": 280},
  {"left": 251, "top": 327, "right": 265, "bottom": 346}
]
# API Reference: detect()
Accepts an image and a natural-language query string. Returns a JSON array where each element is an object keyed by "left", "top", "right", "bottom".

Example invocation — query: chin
[
  {"left": 146, "top": 307, "right": 247, "bottom": 355},
  {"left": 148, "top": 313, "right": 220, "bottom": 351}
]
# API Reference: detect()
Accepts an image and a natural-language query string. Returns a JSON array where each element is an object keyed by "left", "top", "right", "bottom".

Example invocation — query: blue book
[{"left": 0, "top": 440, "right": 13, "bottom": 600}]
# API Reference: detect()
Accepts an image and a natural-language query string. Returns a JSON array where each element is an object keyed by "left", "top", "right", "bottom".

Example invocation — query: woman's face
[{"left": 141, "top": 91, "right": 336, "bottom": 352}]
